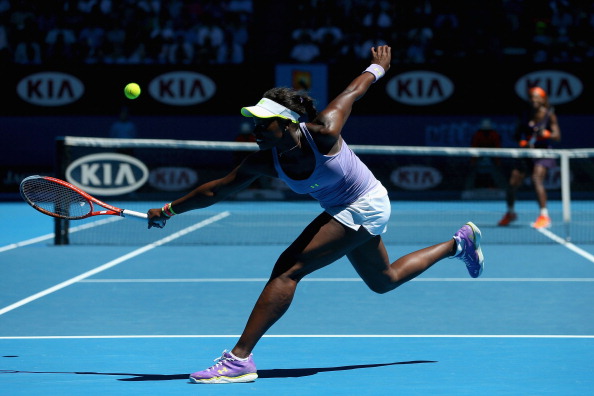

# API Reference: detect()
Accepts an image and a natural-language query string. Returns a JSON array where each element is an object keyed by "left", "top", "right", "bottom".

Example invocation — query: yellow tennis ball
[{"left": 124, "top": 83, "right": 141, "bottom": 99}]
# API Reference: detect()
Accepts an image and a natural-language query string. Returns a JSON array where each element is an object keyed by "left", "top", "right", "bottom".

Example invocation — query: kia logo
[
  {"left": 515, "top": 70, "right": 582, "bottom": 105},
  {"left": 386, "top": 71, "right": 454, "bottom": 106},
  {"left": 149, "top": 71, "right": 216, "bottom": 105},
  {"left": 17, "top": 72, "right": 84, "bottom": 106},
  {"left": 66, "top": 153, "right": 149, "bottom": 196},
  {"left": 390, "top": 166, "right": 442, "bottom": 190},
  {"left": 149, "top": 167, "right": 198, "bottom": 191}
]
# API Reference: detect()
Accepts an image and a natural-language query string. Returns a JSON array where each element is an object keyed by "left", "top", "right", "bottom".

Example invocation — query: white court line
[
  {"left": 79, "top": 277, "right": 594, "bottom": 283},
  {"left": 0, "top": 334, "right": 592, "bottom": 340},
  {"left": 537, "top": 227, "right": 594, "bottom": 263},
  {"left": 0, "top": 212, "right": 230, "bottom": 316},
  {"left": 0, "top": 233, "right": 54, "bottom": 253},
  {"left": 0, "top": 216, "right": 121, "bottom": 253}
]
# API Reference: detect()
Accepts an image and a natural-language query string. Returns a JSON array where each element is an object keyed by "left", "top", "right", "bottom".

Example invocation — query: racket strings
[{"left": 21, "top": 178, "right": 91, "bottom": 219}]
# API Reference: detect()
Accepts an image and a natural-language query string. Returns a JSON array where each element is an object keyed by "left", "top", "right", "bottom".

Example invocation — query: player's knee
[
  {"left": 365, "top": 277, "right": 396, "bottom": 294},
  {"left": 369, "top": 284, "right": 393, "bottom": 294}
]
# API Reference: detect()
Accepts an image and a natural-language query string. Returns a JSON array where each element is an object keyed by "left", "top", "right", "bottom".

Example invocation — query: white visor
[{"left": 241, "top": 98, "right": 300, "bottom": 123}]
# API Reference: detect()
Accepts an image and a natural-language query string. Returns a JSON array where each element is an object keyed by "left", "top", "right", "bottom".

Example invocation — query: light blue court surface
[{"left": 1, "top": 201, "right": 594, "bottom": 395}]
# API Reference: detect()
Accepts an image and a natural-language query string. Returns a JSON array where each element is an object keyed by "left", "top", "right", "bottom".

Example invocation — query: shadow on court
[
  {"left": 257, "top": 360, "right": 437, "bottom": 379},
  {"left": 0, "top": 360, "right": 437, "bottom": 382}
]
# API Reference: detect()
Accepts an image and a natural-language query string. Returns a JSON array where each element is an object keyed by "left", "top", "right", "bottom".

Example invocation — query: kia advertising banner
[
  {"left": 385, "top": 70, "right": 455, "bottom": 106},
  {"left": 3, "top": 63, "right": 592, "bottom": 116},
  {"left": 146, "top": 71, "right": 217, "bottom": 107},
  {"left": 2, "top": 62, "right": 593, "bottom": 200},
  {"left": 65, "top": 152, "right": 150, "bottom": 196},
  {"left": 52, "top": 137, "right": 234, "bottom": 202},
  {"left": 4, "top": 65, "right": 266, "bottom": 116},
  {"left": 62, "top": 151, "right": 200, "bottom": 197}
]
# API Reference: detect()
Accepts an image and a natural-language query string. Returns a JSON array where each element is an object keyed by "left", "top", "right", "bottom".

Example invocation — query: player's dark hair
[{"left": 263, "top": 87, "right": 318, "bottom": 121}]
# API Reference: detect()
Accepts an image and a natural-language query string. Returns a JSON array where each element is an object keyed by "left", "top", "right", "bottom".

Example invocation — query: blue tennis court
[{"left": 2, "top": 201, "right": 593, "bottom": 395}]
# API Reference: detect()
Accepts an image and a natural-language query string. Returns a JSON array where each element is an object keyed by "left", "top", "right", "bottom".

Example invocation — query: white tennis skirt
[{"left": 325, "top": 183, "right": 391, "bottom": 236}]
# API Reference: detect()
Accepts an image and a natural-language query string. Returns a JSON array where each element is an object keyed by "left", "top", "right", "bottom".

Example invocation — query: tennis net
[{"left": 53, "top": 136, "right": 594, "bottom": 245}]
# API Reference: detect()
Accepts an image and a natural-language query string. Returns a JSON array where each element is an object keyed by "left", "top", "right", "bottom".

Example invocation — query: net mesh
[{"left": 54, "top": 137, "right": 594, "bottom": 246}]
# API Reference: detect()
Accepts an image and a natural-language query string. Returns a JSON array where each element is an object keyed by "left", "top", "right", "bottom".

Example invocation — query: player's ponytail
[{"left": 300, "top": 94, "right": 318, "bottom": 121}]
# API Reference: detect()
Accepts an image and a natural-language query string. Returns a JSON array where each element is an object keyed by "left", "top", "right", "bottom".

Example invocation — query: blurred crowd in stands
[
  {"left": 0, "top": 0, "right": 593, "bottom": 66},
  {"left": 0, "top": 0, "right": 253, "bottom": 65}
]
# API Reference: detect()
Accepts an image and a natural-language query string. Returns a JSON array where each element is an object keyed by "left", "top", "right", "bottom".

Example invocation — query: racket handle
[{"left": 121, "top": 209, "right": 148, "bottom": 220}]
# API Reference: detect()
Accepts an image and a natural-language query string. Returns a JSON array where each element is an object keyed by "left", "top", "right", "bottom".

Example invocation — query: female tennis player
[
  {"left": 497, "top": 86, "right": 562, "bottom": 229},
  {"left": 147, "top": 45, "right": 484, "bottom": 384}
]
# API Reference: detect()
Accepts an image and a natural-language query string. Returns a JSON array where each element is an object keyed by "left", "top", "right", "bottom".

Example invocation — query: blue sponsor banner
[{"left": 275, "top": 64, "right": 328, "bottom": 111}]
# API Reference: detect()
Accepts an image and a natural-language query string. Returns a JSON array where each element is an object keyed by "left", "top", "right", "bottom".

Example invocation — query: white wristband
[{"left": 363, "top": 64, "right": 385, "bottom": 83}]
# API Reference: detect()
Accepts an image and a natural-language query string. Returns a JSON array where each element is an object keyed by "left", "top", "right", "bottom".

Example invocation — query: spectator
[
  {"left": 530, "top": 20, "right": 554, "bottom": 63},
  {"left": 109, "top": 106, "right": 137, "bottom": 139},
  {"left": 194, "top": 19, "right": 224, "bottom": 64},
  {"left": 290, "top": 18, "right": 316, "bottom": 44},
  {"left": 405, "top": 24, "right": 433, "bottom": 63},
  {"left": 167, "top": 31, "right": 194, "bottom": 64},
  {"left": 78, "top": 20, "right": 105, "bottom": 63},
  {"left": 289, "top": 31, "right": 320, "bottom": 63},
  {"left": 44, "top": 18, "right": 78, "bottom": 63},
  {"left": 10, "top": 2, "right": 42, "bottom": 64},
  {"left": 361, "top": 1, "right": 393, "bottom": 34},
  {"left": 0, "top": 0, "right": 10, "bottom": 15},
  {"left": 471, "top": 118, "right": 502, "bottom": 150},
  {"left": 216, "top": 26, "right": 242, "bottom": 64},
  {"left": 102, "top": 18, "right": 127, "bottom": 63},
  {"left": 227, "top": 0, "right": 253, "bottom": 19},
  {"left": 465, "top": 118, "right": 506, "bottom": 190},
  {"left": 0, "top": 20, "right": 9, "bottom": 64},
  {"left": 196, "top": 19, "right": 224, "bottom": 49}
]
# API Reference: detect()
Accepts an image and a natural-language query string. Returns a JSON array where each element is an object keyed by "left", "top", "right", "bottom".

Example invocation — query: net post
[
  {"left": 54, "top": 137, "right": 69, "bottom": 245},
  {"left": 560, "top": 151, "right": 571, "bottom": 241}
]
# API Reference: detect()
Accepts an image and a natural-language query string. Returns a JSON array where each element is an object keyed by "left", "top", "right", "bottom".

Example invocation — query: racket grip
[{"left": 121, "top": 209, "right": 148, "bottom": 220}]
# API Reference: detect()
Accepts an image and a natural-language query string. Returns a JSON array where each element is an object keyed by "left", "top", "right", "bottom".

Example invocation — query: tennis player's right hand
[
  {"left": 371, "top": 45, "right": 391, "bottom": 72},
  {"left": 147, "top": 208, "right": 167, "bottom": 229}
]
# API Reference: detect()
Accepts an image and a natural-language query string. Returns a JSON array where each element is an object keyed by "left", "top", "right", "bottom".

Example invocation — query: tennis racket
[{"left": 20, "top": 175, "right": 147, "bottom": 221}]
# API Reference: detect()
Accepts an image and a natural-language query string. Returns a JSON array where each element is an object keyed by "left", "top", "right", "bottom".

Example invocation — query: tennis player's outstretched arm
[
  {"left": 146, "top": 150, "right": 274, "bottom": 227},
  {"left": 307, "top": 45, "right": 391, "bottom": 151}
]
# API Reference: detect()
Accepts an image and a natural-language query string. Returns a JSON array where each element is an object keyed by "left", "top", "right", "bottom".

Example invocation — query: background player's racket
[{"left": 20, "top": 175, "right": 147, "bottom": 221}]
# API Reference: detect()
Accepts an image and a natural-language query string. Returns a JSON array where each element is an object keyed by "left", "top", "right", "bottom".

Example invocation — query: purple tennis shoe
[
  {"left": 189, "top": 350, "right": 258, "bottom": 384},
  {"left": 452, "top": 222, "right": 484, "bottom": 278}
]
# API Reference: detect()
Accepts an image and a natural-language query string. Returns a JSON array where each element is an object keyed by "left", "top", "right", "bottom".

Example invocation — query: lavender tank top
[{"left": 272, "top": 123, "right": 379, "bottom": 208}]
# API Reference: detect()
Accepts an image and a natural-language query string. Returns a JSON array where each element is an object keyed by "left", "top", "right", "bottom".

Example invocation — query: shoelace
[
  {"left": 459, "top": 250, "right": 473, "bottom": 267},
  {"left": 207, "top": 350, "right": 233, "bottom": 371},
  {"left": 457, "top": 236, "right": 474, "bottom": 265}
]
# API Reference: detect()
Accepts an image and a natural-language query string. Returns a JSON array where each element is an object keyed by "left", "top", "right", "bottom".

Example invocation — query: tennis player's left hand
[
  {"left": 539, "top": 129, "right": 552, "bottom": 140},
  {"left": 371, "top": 45, "right": 391, "bottom": 72},
  {"left": 147, "top": 208, "right": 167, "bottom": 229}
]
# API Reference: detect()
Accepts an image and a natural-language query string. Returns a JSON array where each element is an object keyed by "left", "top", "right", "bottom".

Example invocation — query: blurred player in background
[{"left": 498, "top": 86, "right": 561, "bottom": 228}]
